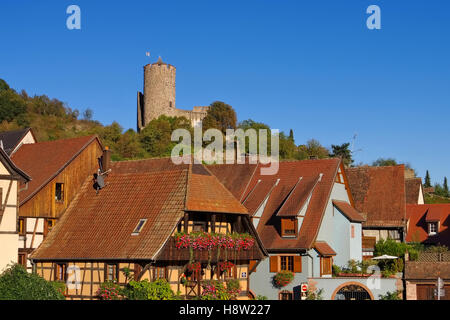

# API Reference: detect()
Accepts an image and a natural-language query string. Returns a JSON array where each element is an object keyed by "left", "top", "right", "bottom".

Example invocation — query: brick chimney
[{"left": 101, "top": 146, "right": 111, "bottom": 173}]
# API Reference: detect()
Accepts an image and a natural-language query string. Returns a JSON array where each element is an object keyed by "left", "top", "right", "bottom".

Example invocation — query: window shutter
[
  {"left": 249, "top": 260, "right": 257, "bottom": 273},
  {"left": 269, "top": 256, "right": 279, "bottom": 272},
  {"left": 293, "top": 256, "right": 302, "bottom": 273}
]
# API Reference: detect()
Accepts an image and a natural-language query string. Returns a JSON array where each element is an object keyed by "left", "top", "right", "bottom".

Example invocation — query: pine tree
[
  {"left": 424, "top": 170, "right": 431, "bottom": 188},
  {"left": 288, "top": 129, "right": 294, "bottom": 141},
  {"left": 444, "top": 177, "right": 449, "bottom": 197}
]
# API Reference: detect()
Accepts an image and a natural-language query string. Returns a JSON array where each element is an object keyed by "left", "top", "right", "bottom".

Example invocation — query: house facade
[
  {"left": 207, "top": 159, "right": 394, "bottom": 300},
  {"left": 0, "top": 148, "right": 30, "bottom": 272},
  {"left": 30, "top": 158, "right": 267, "bottom": 300},
  {"left": 10, "top": 135, "right": 104, "bottom": 271}
]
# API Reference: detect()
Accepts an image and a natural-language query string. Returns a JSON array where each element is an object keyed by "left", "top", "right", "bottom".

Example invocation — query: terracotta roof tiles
[
  {"left": 332, "top": 200, "right": 366, "bottom": 222},
  {"left": 31, "top": 158, "right": 250, "bottom": 261},
  {"left": 405, "top": 178, "right": 423, "bottom": 205},
  {"left": 314, "top": 241, "right": 336, "bottom": 256},
  {"left": 406, "top": 204, "right": 450, "bottom": 246},
  {"left": 345, "top": 165, "right": 406, "bottom": 228}
]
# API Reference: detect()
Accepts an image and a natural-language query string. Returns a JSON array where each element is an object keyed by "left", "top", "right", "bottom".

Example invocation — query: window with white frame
[{"left": 428, "top": 222, "right": 438, "bottom": 235}]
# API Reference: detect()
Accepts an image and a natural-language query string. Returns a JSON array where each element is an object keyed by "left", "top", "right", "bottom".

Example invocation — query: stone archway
[{"left": 331, "top": 281, "right": 374, "bottom": 300}]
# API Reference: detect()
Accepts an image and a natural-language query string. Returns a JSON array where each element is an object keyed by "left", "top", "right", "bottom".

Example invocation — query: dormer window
[
  {"left": 428, "top": 222, "right": 438, "bottom": 235},
  {"left": 281, "top": 218, "right": 297, "bottom": 237},
  {"left": 132, "top": 219, "right": 147, "bottom": 235}
]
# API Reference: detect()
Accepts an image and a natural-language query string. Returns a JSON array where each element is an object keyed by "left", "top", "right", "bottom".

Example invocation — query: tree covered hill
[{"left": 0, "top": 79, "right": 339, "bottom": 162}]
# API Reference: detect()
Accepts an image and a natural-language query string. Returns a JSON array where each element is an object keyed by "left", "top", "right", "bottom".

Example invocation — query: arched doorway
[{"left": 331, "top": 282, "right": 374, "bottom": 300}]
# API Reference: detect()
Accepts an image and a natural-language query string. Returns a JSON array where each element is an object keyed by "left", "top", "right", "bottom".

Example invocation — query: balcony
[{"left": 157, "top": 236, "right": 264, "bottom": 262}]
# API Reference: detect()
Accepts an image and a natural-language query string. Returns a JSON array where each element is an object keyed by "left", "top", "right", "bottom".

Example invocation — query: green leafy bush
[
  {"left": 0, "top": 264, "right": 65, "bottom": 300},
  {"left": 123, "top": 279, "right": 176, "bottom": 300},
  {"left": 379, "top": 290, "right": 401, "bottom": 300}
]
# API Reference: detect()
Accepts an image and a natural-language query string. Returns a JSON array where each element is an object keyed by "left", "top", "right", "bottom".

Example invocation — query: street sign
[{"left": 301, "top": 283, "right": 308, "bottom": 293}]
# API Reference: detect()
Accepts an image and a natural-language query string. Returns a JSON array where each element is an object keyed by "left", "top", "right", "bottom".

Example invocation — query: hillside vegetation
[{"left": 0, "top": 79, "right": 338, "bottom": 162}]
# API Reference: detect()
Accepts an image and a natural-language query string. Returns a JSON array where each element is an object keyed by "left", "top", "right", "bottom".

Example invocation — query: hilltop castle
[{"left": 137, "top": 57, "right": 209, "bottom": 131}]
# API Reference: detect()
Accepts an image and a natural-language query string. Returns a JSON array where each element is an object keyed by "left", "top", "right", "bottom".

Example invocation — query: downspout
[{"left": 306, "top": 252, "right": 314, "bottom": 278}]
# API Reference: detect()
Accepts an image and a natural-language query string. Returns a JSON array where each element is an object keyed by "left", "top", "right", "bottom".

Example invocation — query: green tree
[
  {"left": 424, "top": 170, "right": 431, "bottom": 188},
  {"left": 444, "top": 177, "right": 449, "bottom": 197},
  {"left": 82, "top": 108, "right": 93, "bottom": 121},
  {"left": 0, "top": 264, "right": 65, "bottom": 300},
  {"left": 330, "top": 142, "right": 353, "bottom": 167},
  {"left": 116, "top": 129, "right": 147, "bottom": 160},
  {"left": 139, "top": 115, "right": 192, "bottom": 157},
  {"left": 372, "top": 158, "right": 398, "bottom": 167},
  {"left": 298, "top": 139, "right": 329, "bottom": 159},
  {"left": 202, "top": 101, "right": 237, "bottom": 134}
]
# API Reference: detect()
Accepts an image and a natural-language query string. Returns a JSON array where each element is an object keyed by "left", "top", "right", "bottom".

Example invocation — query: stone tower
[
  {"left": 137, "top": 57, "right": 208, "bottom": 131},
  {"left": 137, "top": 57, "right": 176, "bottom": 131}
]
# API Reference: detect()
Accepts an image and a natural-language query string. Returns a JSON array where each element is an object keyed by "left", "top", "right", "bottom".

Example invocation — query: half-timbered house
[
  {"left": 10, "top": 135, "right": 104, "bottom": 271},
  {"left": 0, "top": 147, "right": 30, "bottom": 272},
  {"left": 30, "top": 157, "right": 267, "bottom": 300}
]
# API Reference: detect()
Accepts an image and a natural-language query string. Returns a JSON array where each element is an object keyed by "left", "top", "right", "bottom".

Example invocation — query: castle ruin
[{"left": 137, "top": 57, "right": 209, "bottom": 131}]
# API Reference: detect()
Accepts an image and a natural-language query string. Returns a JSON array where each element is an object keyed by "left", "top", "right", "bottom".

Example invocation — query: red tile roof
[
  {"left": 11, "top": 135, "right": 101, "bottom": 205},
  {"left": 405, "top": 178, "right": 423, "bottom": 204},
  {"left": 314, "top": 241, "right": 336, "bottom": 256},
  {"left": 277, "top": 176, "right": 321, "bottom": 217},
  {"left": 406, "top": 204, "right": 450, "bottom": 246},
  {"left": 31, "top": 158, "right": 249, "bottom": 261},
  {"left": 345, "top": 165, "right": 406, "bottom": 228},
  {"left": 332, "top": 200, "right": 366, "bottom": 222},
  {"left": 185, "top": 164, "right": 248, "bottom": 214},
  {"left": 210, "top": 158, "right": 344, "bottom": 250},
  {"left": 208, "top": 163, "right": 257, "bottom": 201}
]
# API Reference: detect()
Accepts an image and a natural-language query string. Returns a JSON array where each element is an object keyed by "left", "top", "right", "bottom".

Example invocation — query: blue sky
[{"left": 1, "top": 0, "right": 449, "bottom": 184}]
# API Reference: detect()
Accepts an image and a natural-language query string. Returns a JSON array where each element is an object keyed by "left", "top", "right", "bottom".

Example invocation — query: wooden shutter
[
  {"left": 249, "top": 260, "right": 257, "bottom": 273},
  {"left": 269, "top": 256, "right": 279, "bottom": 272},
  {"left": 321, "top": 257, "right": 332, "bottom": 275},
  {"left": 293, "top": 256, "right": 302, "bottom": 273}
]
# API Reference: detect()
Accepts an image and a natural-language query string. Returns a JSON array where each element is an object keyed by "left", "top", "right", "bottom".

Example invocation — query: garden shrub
[
  {"left": 0, "top": 264, "right": 65, "bottom": 300},
  {"left": 124, "top": 279, "right": 176, "bottom": 300}
]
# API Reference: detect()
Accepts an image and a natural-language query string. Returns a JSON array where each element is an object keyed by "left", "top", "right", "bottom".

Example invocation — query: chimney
[{"left": 101, "top": 146, "right": 111, "bottom": 173}]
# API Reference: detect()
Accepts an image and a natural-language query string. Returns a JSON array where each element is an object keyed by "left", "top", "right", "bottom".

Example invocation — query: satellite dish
[{"left": 96, "top": 175, "right": 105, "bottom": 189}]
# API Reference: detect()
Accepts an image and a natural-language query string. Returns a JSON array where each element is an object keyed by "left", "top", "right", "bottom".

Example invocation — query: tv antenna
[{"left": 351, "top": 133, "right": 363, "bottom": 155}]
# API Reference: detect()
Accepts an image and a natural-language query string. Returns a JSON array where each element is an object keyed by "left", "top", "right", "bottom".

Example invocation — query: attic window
[
  {"left": 132, "top": 219, "right": 147, "bottom": 235},
  {"left": 55, "top": 183, "right": 64, "bottom": 202},
  {"left": 428, "top": 222, "right": 438, "bottom": 235},
  {"left": 281, "top": 218, "right": 297, "bottom": 237}
]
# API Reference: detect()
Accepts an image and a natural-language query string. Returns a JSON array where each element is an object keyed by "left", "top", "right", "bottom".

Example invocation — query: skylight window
[{"left": 132, "top": 219, "right": 147, "bottom": 235}]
